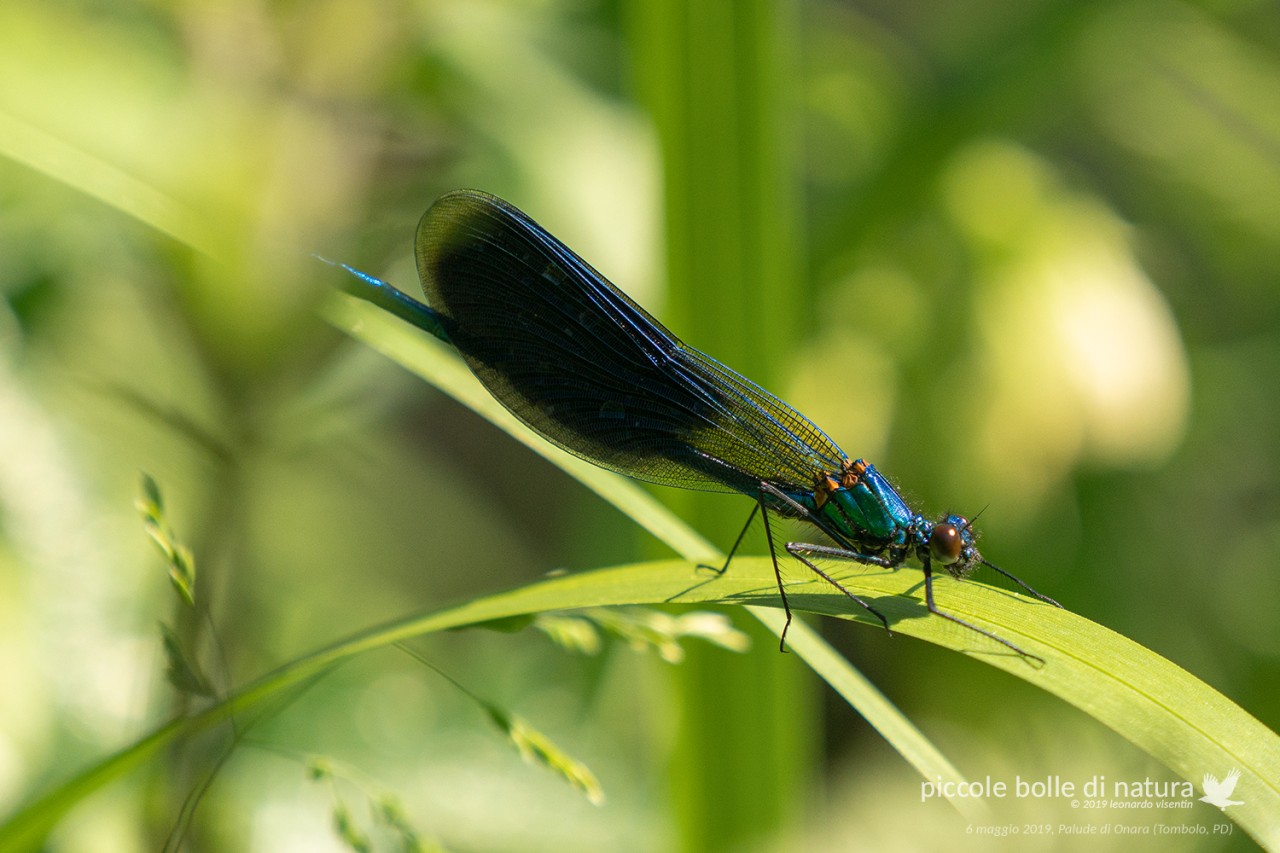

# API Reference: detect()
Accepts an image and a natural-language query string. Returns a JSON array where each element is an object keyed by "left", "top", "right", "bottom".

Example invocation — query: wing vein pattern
[{"left": 414, "top": 189, "right": 847, "bottom": 498}]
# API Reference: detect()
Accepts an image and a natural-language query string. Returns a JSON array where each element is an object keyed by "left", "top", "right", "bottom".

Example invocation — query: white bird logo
[{"left": 1200, "top": 768, "right": 1244, "bottom": 808}]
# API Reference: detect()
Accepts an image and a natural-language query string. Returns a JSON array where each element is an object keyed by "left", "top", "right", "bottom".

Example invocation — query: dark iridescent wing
[{"left": 415, "top": 189, "right": 846, "bottom": 496}]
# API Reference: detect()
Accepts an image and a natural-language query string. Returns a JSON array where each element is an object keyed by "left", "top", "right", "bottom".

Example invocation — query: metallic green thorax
[{"left": 793, "top": 459, "right": 917, "bottom": 550}]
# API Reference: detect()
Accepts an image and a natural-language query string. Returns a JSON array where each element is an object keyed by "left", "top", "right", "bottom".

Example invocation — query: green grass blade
[
  {"left": 6, "top": 556, "right": 1277, "bottom": 846},
  {"left": 627, "top": 0, "right": 808, "bottom": 842},
  {"left": 747, "top": 606, "right": 991, "bottom": 824},
  {"left": 0, "top": 108, "right": 220, "bottom": 257}
]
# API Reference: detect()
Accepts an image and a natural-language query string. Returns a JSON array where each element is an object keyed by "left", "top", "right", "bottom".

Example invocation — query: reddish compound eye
[{"left": 929, "top": 523, "right": 964, "bottom": 565}]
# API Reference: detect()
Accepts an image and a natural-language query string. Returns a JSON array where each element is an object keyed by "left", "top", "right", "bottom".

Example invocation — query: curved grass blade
[
  {"left": 0, "top": 108, "right": 220, "bottom": 257},
  {"left": 5, "top": 556, "right": 1278, "bottom": 846}
]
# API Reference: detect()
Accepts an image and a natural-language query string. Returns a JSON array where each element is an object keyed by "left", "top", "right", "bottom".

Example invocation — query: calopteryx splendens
[{"left": 333, "top": 189, "right": 1062, "bottom": 662}]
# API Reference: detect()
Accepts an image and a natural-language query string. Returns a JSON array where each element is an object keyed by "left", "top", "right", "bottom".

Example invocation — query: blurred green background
[{"left": 1, "top": 0, "right": 1277, "bottom": 850}]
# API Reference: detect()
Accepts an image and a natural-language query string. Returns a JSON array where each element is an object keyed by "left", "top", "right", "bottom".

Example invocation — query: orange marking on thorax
[
  {"left": 840, "top": 458, "right": 867, "bottom": 490},
  {"left": 814, "top": 474, "right": 841, "bottom": 509}
]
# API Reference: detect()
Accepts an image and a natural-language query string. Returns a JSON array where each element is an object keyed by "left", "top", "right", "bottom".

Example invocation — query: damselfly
[{"left": 333, "top": 190, "right": 1062, "bottom": 662}]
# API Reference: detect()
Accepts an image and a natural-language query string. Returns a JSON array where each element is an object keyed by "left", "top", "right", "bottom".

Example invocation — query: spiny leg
[
  {"left": 756, "top": 490, "right": 795, "bottom": 652},
  {"left": 688, "top": 487, "right": 795, "bottom": 651},
  {"left": 785, "top": 543, "right": 892, "bottom": 634},
  {"left": 922, "top": 557, "right": 1045, "bottom": 665},
  {"left": 698, "top": 502, "right": 760, "bottom": 576},
  {"left": 787, "top": 541, "right": 893, "bottom": 569},
  {"left": 757, "top": 481, "right": 813, "bottom": 519},
  {"left": 754, "top": 482, "right": 894, "bottom": 640}
]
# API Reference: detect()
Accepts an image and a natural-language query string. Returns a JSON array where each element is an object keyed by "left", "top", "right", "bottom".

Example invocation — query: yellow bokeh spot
[{"left": 945, "top": 139, "right": 1190, "bottom": 510}]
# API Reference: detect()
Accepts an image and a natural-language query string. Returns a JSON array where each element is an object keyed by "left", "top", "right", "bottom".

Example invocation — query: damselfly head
[{"left": 929, "top": 514, "right": 981, "bottom": 575}]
